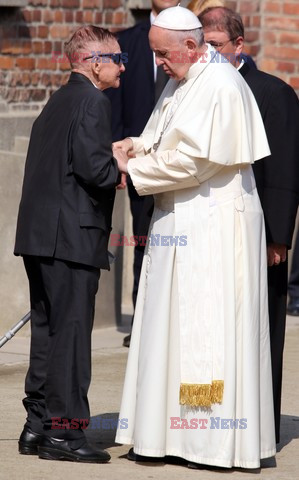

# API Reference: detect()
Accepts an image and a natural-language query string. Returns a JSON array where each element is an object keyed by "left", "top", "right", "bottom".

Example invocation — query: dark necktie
[{"left": 155, "top": 65, "right": 168, "bottom": 105}]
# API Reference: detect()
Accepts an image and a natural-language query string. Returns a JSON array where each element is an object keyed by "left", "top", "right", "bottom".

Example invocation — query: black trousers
[
  {"left": 127, "top": 180, "right": 154, "bottom": 310},
  {"left": 23, "top": 256, "right": 100, "bottom": 441},
  {"left": 268, "top": 259, "right": 288, "bottom": 444}
]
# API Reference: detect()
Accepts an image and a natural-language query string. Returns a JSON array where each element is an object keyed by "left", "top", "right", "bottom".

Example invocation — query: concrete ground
[{"left": 0, "top": 316, "right": 298, "bottom": 480}]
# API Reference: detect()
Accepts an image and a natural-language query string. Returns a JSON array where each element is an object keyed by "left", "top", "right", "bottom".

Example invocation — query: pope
[{"left": 114, "top": 6, "right": 276, "bottom": 469}]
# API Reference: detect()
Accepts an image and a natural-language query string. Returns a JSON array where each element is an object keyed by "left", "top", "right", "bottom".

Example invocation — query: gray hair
[{"left": 174, "top": 28, "right": 204, "bottom": 46}]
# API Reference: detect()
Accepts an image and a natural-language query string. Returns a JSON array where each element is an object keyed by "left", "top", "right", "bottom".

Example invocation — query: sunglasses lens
[{"left": 112, "top": 54, "right": 121, "bottom": 64}]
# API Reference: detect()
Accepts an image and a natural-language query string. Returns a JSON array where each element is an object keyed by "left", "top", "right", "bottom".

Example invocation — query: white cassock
[{"left": 116, "top": 45, "right": 276, "bottom": 468}]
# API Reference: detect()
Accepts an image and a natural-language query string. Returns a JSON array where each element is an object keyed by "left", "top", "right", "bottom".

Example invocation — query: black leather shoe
[
  {"left": 18, "top": 425, "right": 43, "bottom": 455},
  {"left": 38, "top": 436, "right": 111, "bottom": 463},
  {"left": 127, "top": 447, "right": 165, "bottom": 463},
  {"left": 123, "top": 334, "right": 131, "bottom": 348},
  {"left": 287, "top": 297, "right": 299, "bottom": 316}
]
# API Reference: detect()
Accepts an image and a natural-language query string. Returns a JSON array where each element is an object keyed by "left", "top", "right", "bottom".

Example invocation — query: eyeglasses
[
  {"left": 83, "top": 53, "right": 123, "bottom": 65},
  {"left": 208, "top": 38, "right": 237, "bottom": 50}
]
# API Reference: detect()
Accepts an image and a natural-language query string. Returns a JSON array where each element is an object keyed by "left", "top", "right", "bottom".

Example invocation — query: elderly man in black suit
[
  {"left": 14, "top": 25, "right": 127, "bottom": 463},
  {"left": 200, "top": 6, "right": 299, "bottom": 444},
  {"left": 106, "top": 0, "right": 178, "bottom": 347}
]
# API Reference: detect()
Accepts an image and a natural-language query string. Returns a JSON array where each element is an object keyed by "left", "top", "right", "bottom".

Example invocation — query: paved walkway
[{"left": 0, "top": 317, "right": 298, "bottom": 480}]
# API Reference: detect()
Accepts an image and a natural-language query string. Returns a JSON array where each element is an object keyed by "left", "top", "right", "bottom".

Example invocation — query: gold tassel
[{"left": 180, "top": 380, "right": 224, "bottom": 407}]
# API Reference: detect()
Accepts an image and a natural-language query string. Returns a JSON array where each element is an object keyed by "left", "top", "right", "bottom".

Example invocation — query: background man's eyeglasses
[
  {"left": 208, "top": 38, "right": 237, "bottom": 50},
  {"left": 83, "top": 53, "right": 123, "bottom": 65}
]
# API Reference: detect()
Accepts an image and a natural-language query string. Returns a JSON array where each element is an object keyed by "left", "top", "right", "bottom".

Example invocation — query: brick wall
[
  {"left": 0, "top": 0, "right": 298, "bottom": 111},
  {"left": 229, "top": 0, "right": 299, "bottom": 94},
  {"left": 0, "top": 1, "right": 129, "bottom": 111}
]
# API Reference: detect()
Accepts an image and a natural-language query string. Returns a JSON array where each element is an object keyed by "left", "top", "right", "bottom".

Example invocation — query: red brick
[
  {"left": 61, "top": 0, "right": 79, "bottom": 6},
  {"left": 277, "top": 61, "right": 296, "bottom": 73},
  {"left": 43, "top": 9, "right": 54, "bottom": 23},
  {"left": 83, "top": 11, "right": 93, "bottom": 22},
  {"left": 239, "top": 1, "right": 260, "bottom": 14},
  {"left": 251, "top": 15, "right": 261, "bottom": 28},
  {"left": 31, "top": 72, "right": 41, "bottom": 85},
  {"left": 50, "top": 25, "right": 70, "bottom": 39},
  {"left": 38, "top": 26, "right": 49, "bottom": 39},
  {"left": 32, "top": 10, "right": 42, "bottom": 22},
  {"left": 16, "top": 57, "right": 36, "bottom": 70},
  {"left": 54, "top": 11, "right": 63, "bottom": 22},
  {"left": 31, "top": 89, "right": 46, "bottom": 101},
  {"left": 103, "top": 0, "right": 121, "bottom": 6},
  {"left": 41, "top": 73, "right": 51, "bottom": 86},
  {"left": 289, "top": 77, "right": 299, "bottom": 89},
  {"left": 29, "top": 26, "right": 37, "bottom": 38},
  {"left": 280, "top": 32, "right": 299, "bottom": 45},
  {"left": 94, "top": 12, "right": 103, "bottom": 24},
  {"left": 83, "top": 0, "right": 101, "bottom": 6},
  {"left": 64, "top": 10, "right": 74, "bottom": 23},
  {"left": 264, "top": 45, "right": 299, "bottom": 60},
  {"left": 37, "top": 58, "right": 57, "bottom": 70},
  {"left": 113, "top": 12, "right": 125, "bottom": 25},
  {"left": 283, "top": 3, "right": 299, "bottom": 16},
  {"left": 22, "top": 72, "right": 31, "bottom": 86},
  {"left": 1, "top": 39, "right": 22, "bottom": 55},
  {"left": 32, "top": 41, "right": 43, "bottom": 54},
  {"left": 264, "top": 16, "right": 299, "bottom": 31},
  {"left": 242, "top": 15, "right": 250, "bottom": 28},
  {"left": 59, "top": 61, "right": 71, "bottom": 71},
  {"left": 44, "top": 41, "right": 52, "bottom": 54},
  {"left": 50, "top": 0, "right": 61, "bottom": 6},
  {"left": 105, "top": 11, "right": 113, "bottom": 24},
  {"left": 54, "top": 41, "right": 63, "bottom": 53},
  {"left": 246, "top": 44, "right": 260, "bottom": 56},
  {"left": 75, "top": 11, "right": 84, "bottom": 22},
  {"left": 245, "top": 30, "right": 260, "bottom": 43},
  {"left": 263, "top": 2, "right": 281, "bottom": 14},
  {"left": 22, "top": 9, "right": 32, "bottom": 22},
  {"left": 259, "top": 58, "right": 278, "bottom": 73},
  {"left": 23, "top": 41, "right": 32, "bottom": 54},
  {"left": 51, "top": 73, "right": 62, "bottom": 86},
  {"left": 262, "top": 31, "right": 277, "bottom": 43}
]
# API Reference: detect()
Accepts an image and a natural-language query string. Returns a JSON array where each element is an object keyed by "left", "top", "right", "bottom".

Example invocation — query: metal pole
[{"left": 0, "top": 312, "right": 31, "bottom": 348}]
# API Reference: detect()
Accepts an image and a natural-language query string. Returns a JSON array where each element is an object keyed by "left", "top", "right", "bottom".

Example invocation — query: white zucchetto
[{"left": 153, "top": 6, "right": 202, "bottom": 31}]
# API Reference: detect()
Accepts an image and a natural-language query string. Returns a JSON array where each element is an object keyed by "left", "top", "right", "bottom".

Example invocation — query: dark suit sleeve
[
  {"left": 71, "top": 96, "right": 120, "bottom": 189},
  {"left": 255, "top": 83, "right": 299, "bottom": 247}
]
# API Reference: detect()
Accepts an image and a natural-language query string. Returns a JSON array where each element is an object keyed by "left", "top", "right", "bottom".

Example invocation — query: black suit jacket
[
  {"left": 105, "top": 20, "right": 155, "bottom": 141},
  {"left": 14, "top": 73, "right": 120, "bottom": 269},
  {"left": 240, "top": 63, "right": 299, "bottom": 247}
]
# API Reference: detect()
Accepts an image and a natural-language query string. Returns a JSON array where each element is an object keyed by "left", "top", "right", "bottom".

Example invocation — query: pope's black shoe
[
  {"left": 38, "top": 436, "right": 111, "bottom": 463},
  {"left": 127, "top": 447, "right": 165, "bottom": 463},
  {"left": 287, "top": 296, "right": 299, "bottom": 316},
  {"left": 18, "top": 425, "right": 43, "bottom": 455}
]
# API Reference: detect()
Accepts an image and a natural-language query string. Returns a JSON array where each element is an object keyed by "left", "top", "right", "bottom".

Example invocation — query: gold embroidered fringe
[{"left": 179, "top": 380, "right": 224, "bottom": 407}]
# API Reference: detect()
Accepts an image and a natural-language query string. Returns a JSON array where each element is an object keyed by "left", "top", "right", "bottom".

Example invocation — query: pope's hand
[{"left": 113, "top": 138, "right": 134, "bottom": 156}]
